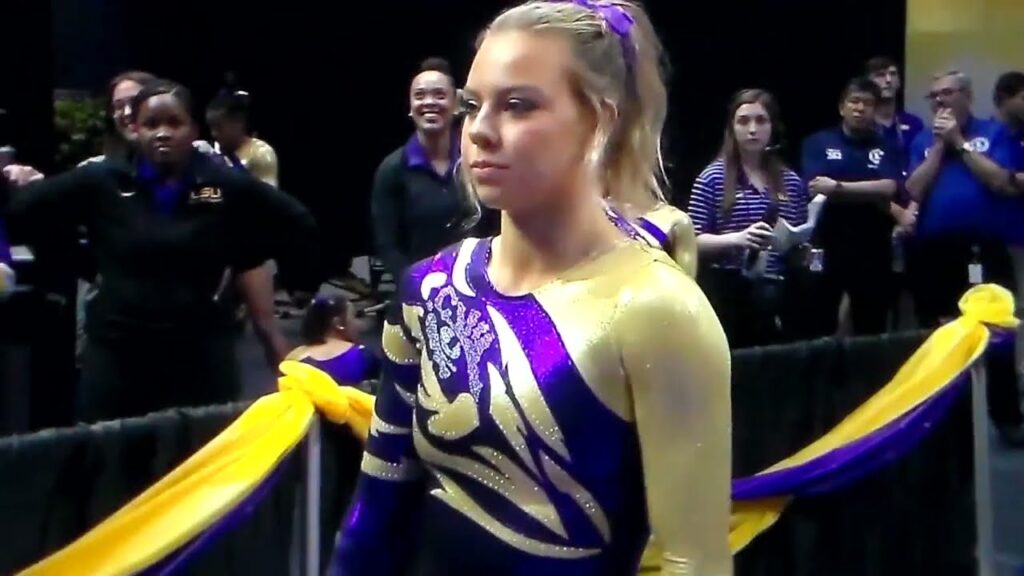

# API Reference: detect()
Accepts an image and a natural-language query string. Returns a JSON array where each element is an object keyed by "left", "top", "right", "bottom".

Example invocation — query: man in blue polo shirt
[
  {"left": 866, "top": 56, "right": 924, "bottom": 169},
  {"left": 906, "top": 69, "right": 1023, "bottom": 444},
  {"left": 801, "top": 77, "right": 901, "bottom": 336},
  {"left": 906, "top": 69, "right": 1018, "bottom": 306},
  {"left": 866, "top": 57, "right": 924, "bottom": 238}
]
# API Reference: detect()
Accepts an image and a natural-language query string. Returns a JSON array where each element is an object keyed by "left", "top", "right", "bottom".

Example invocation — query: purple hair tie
[
  {"left": 566, "top": 0, "right": 637, "bottom": 71},
  {"left": 570, "top": 0, "right": 635, "bottom": 39}
]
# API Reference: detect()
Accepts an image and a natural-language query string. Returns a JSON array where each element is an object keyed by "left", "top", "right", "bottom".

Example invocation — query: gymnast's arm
[
  {"left": 248, "top": 141, "right": 279, "bottom": 187},
  {"left": 330, "top": 315, "right": 425, "bottom": 576},
  {"left": 618, "top": 264, "right": 733, "bottom": 575}
]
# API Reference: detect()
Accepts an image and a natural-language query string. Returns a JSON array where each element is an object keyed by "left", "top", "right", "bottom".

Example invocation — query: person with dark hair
[
  {"left": 688, "top": 88, "right": 809, "bottom": 347},
  {"left": 995, "top": 71, "right": 1024, "bottom": 121},
  {"left": 865, "top": 57, "right": 923, "bottom": 240},
  {"left": 866, "top": 57, "right": 924, "bottom": 168},
  {"left": 285, "top": 294, "right": 379, "bottom": 389},
  {"left": 800, "top": 77, "right": 901, "bottom": 336},
  {"left": 78, "top": 71, "right": 159, "bottom": 167},
  {"left": 206, "top": 90, "right": 279, "bottom": 186},
  {"left": 203, "top": 86, "right": 291, "bottom": 368},
  {"left": 370, "top": 56, "right": 497, "bottom": 306},
  {"left": 2, "top": 79, "right": 324, "bottom": 423},
  {"left": 75, "top": 72, "right": 159, "bottom": 364},
  {"left": 418, "top": 56, "right": 453, "bottom": 77}
]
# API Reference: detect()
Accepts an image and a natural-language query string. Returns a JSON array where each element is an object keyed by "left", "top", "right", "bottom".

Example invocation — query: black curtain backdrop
[
  {"left": 0, "top": 331, "right": 975, "bottom": 576},
  {"left": 1, "top": 0, "right": 77, "bottom": 433},
  {"left": 49, "top": 0, "right": 907, "bottom": 263}
]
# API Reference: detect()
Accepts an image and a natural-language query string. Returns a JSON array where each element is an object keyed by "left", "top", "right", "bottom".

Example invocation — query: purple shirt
[
  {"left": 136, "top": 157, "right": 194, "bottom": 215},
  {"left": 688, "top": 159, "right": 809, "bottom": 274},
  {"left": 300, "top": 344, "right": 380, "bottom": 386},
  {"left": 0, "top": 220, "right": 11, "bottom": 266},
  {"left": 404, "top": 132, "right": 461, "bottom": 179}
]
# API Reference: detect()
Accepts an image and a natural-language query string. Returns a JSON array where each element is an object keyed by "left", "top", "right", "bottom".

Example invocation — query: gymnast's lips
[
  {"left": 469, "top": 160, "right": 508, "bottom": 183},
  {"left": 470, "top": 160, "right": 508, "bottom": 170}
]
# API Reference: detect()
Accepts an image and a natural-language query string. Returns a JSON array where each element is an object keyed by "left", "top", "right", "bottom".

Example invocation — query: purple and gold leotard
[
  {"left": 333, "top": 237, "right": 732, "bottom": 575},
  {"left": 605, "top": 203, "right": 698, "bottom": 277}
]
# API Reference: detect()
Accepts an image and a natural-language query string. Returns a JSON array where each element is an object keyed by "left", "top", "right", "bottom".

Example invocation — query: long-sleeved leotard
[
  {"left": 606, "top": 203, "right": 698, "bottom": 277},
  {"left": 333, "top": 238, "right": 732, "bottom": 575}
]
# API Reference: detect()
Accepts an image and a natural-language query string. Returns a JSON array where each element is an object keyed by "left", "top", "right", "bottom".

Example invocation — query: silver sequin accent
[{"left": 422, "top": 284, "right": 495, "bottom": 399}]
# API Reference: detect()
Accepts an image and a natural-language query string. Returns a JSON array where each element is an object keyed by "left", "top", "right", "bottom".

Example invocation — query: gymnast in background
[
  {"left": 206, "top": 90, "right": 280, "bottom": 186},
  {"left": 204, "top": 88, "right": 291, "bottom": 366},
  {"left": 606, "top": 201, "right": 698, "bottom": 277},
  {"left": 287, "top": 295, "right": 379, "bottom": 391}
]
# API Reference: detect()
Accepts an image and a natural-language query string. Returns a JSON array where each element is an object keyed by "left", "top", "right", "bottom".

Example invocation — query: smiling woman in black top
[
  {"left": 3, "top": 80, "right": 323, "bottom": 422},
  {"left": 371, "top": 57, "right": 498, "bottom": 288}
]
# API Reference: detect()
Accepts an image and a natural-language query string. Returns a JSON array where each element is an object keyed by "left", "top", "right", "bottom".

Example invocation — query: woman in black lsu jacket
[{"left": 3, "top": 80, "right": 324, "bottom": 422}]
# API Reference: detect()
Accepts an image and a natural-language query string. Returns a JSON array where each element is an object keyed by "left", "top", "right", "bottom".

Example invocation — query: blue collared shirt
[
  {"left": 136, "top": 155, "right": 197, "bottom": 216},
  {"left": 993, "top": 124, "right": 1024, "bottom": 245},
  {"left": 801, "top": 126, "right": 901, "bottom": 252},
  {"left": 404, "top": 132, "right": 461, "bottom": 180},
  {"left": 909, "top": 116, "right": 1018, "bottom": 241},
  {"left": 879, "top": 110, "right": 924, "bottom": 170}
]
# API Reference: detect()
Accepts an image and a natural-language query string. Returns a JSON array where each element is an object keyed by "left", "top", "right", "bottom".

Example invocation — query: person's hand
[
  {"left": 734, "top": 222, "right": 774, "bottom": 250},
  {"left": 933, "top": 108, "right": 965, "bottom": 147},
  {"left": 892, "top": 206, "right": 917, "bottom": 237},
  {"left": 2, "top": 164, "right": 44, "bottom": 186},
  {"left": 808, "top": 176, "right": 839, "bottom": 196}
]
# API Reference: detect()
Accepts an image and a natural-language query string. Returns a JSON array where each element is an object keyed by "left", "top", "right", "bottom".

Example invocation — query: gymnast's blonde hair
[{"left": 460, "top": 0, "right": 670, "bottom": 223}]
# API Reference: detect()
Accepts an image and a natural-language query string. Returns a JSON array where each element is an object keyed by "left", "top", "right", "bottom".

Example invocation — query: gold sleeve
[
  {"left": 382, "top": 319, "right": 419, "bottom": 366},
  {"left": 617, "top": 263, "right": 732, "bottom": 575},
  {"left": 249, "top": 143, "right": 279, "bottom": 187},
  {"left": 668, "top": 211, "right": 698, "bottom": 278}
]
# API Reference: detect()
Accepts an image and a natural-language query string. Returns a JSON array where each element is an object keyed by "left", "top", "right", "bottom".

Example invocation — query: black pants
[
  {"left": 908, "top": 236, "right": 1022, "bottom": 428},
  {"left": 699, "top": 267, "right": 786, "bottom": 349},
  {"left": 818, "top": 248, "right": 893, "bottom": 336},
  {"left": 78, "top": 332, "right": 241, "bottom": 423}
]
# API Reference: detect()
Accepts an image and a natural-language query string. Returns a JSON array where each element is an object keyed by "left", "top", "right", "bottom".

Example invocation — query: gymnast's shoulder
[{"left": 612, "top": 244, "right": 718, "bottom": 329}]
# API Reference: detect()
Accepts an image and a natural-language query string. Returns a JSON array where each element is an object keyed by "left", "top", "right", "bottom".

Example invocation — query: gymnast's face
[{"left": 462, "top": 30, "right": 595, "bottom": 213}]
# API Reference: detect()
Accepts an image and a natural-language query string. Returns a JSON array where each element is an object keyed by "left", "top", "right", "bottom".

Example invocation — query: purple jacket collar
[{"left": 404, "top": 131, "right": 460, "bottom": 178}]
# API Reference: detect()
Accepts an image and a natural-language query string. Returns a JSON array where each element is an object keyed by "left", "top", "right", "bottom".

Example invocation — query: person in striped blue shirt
[{"left": 688, "top": 88, "right": 809, "bottom": 348}]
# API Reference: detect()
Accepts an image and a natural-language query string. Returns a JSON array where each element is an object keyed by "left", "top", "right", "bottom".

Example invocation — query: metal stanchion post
[
  {"left": 970, "top": 361, "right": 995, "bottom": 576},
  {"left": 305, "top": 417, "right": 322, "bottom": 576}
]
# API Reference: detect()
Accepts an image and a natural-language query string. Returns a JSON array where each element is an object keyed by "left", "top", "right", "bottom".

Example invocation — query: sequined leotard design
[
  {"left": 606, "top": 203, "right": 698, "bottom": 277},
  {"left": 333, "top": 237, "right": 732, "bottom": 575}
]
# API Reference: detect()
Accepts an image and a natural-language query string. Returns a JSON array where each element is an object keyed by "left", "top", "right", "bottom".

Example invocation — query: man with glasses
[{"left": 906, "top": 70, "right": 1024, "bottom": 446}]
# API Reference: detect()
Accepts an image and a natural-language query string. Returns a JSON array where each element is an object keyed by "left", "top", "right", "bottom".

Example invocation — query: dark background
[{"left": 3, "top": 0, "right": 907, "bottom": 262}]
